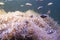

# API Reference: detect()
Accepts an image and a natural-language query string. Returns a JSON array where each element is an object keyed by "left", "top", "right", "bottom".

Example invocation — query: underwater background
[{"left": 0, "top": 0, "right": 60, "bottom": 24}]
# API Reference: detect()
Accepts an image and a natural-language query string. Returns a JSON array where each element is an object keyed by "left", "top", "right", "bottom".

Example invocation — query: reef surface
[{"left": 0, "top": 10, "right": 60, "bottom": 40}]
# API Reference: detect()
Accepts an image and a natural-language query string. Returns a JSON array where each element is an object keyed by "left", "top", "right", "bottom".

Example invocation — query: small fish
[
  {"left": 0, "top": 2, "right": 4, "bottom": 5},
  {"left": 25, "top": 3, "right": 32, "bottom": 6},
  {"left": 36, "top": 0, "right": 43, "bottom": 1},
  {"left": 47, "top": 10, "right": 51, "bottom": 14},
  {"left": 37, "top": 6, "right": 43, "bottom": 10},
  {"left": 48, "top": 2, "right": 53, "bottom": 6},
  {"left": 20, "top": 5, "right": 24, "bottom": 7},
  {"left": 7, "top": 0, "right": 13, "bottom": 1},
  {"left": 40, "top": 14, "right": 47, "bottom": 18}
]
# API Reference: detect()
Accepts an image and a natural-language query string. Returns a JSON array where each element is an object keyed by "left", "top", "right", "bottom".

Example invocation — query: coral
[{"left": 0, "top": 10, "right": 58, "bottom": 40}]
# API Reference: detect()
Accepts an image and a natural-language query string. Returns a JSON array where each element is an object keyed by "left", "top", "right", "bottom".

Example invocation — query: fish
[
  {"left": 47, "top": 10, "right": 51, "bottom": 14},
  {"left": 40, "top": 14, "right": 47, "bottom": 18},
  {"left": 25, "top": 3, "right": 32, "bottom": 6},
  {"left": 4, "top": 0, "right": 13, "bottom": 2},
  {"left": 48, "top": 2, "right": 53, "bottom": 6},
  {"left": 36, "top": 0, "right": 43, "bottom": 1},
  {"left": 37, "top": 6, "right": 43, "bottom": 9},
  {"left": 20, "top": 5, "right": 24, "bottom": 7},
  {"left": 0, "top": 2, "right": 4, "bottom": 5}
]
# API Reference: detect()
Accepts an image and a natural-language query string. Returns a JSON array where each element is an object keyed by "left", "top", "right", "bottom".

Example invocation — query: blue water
[{"left": 0, "top": 0, "right": 60, "bottom": 24}]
